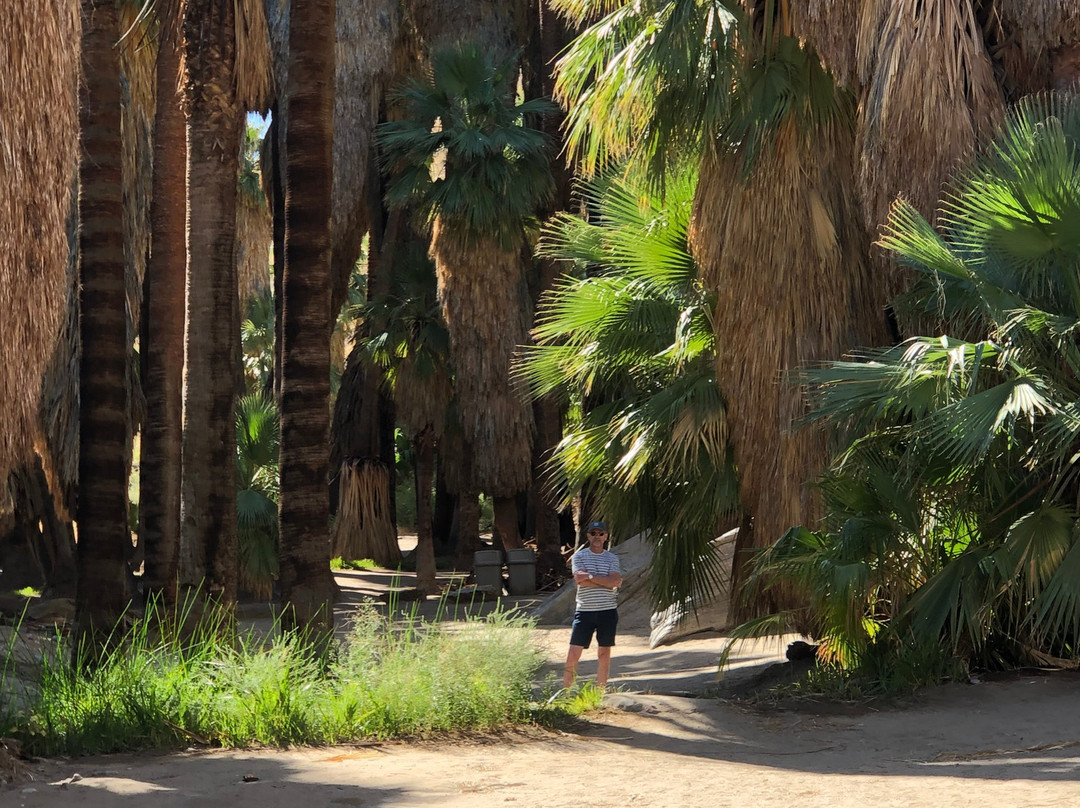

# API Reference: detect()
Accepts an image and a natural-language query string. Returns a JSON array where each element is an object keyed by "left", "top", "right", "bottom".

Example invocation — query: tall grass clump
[{"left": 0, "top": 597, "right": 544, "bottom": 756}]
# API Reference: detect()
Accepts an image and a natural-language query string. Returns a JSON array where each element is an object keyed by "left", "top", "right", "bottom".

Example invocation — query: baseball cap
[{"left": 587, "top": 521, "right": 608, "bottom": 533}]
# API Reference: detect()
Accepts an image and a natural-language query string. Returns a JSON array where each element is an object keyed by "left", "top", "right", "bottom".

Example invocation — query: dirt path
[
  {"left": 10, "top": 674, "right": 1080, "bottom": 807},
  {"left": 8, "top": 568, "right": 1080, "bottom": 806},
  {"left": 10, "top": 636, "right": 1080, "bottom": 808}
]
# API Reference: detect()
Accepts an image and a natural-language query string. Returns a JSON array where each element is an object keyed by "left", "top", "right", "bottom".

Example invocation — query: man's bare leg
[
  {"left": 564, "top": 644, "right": 585, "bottom": 689},
  {"left": 597, "top": 646, "right": 612, "bottom": 689}
]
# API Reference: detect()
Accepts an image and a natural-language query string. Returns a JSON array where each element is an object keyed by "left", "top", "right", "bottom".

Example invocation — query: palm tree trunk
[
  {"left": 413, "top": 428, "right": 438, "bottom": 594},
  {"left": 278, "top": 0, "right": 336, "bottom": 637},
  {"left": 10, "top": 458, "right": 76, "bottom": 597},
  {"left": 528, "top": 0, "right": 572, "bottom": 577},
  {"left": 493, "top": 497, "right": 523, "bottom": 550},
  {"left": 181, "top": 0, "right": 241, "bottom": 607},
  {"left": 432, "top": 227, "right": 534, "bottom": 498},
  {"left": 76, "top": 0, "right": 131, "bottom": 654},
  {"left": 432, "top": 458, "right": 454, "bottom": 555},
  {"left": 140, "top": 0, "right": 186, "bottom": 604},
  {"left": 690, "top": 122, "right": 889, "bottom": 615},
  {"left": 453, "top": 486, "right": 483, "bottom": 571},
  {"left": 329, "top": 208, "right": 401, "bottom": 564}
]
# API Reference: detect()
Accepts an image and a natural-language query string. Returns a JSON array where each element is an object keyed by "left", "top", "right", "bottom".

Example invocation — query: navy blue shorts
[{"left": 570, "top": 609, "right": 618, "bottom": 648}]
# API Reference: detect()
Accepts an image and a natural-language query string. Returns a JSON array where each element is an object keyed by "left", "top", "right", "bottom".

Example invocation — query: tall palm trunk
[
  {"left": 76, "top": 0, "right": 131, "bottom": 652},
  {"left": 529, "top": 0, "right": 573, "bottom": 576},
  {"left": 329, "top": 209, "right": 402, "bottom": 567},
  {"left": 431, "top": 225, "right": 534, "bottom": 548},
  {"left": 413, "top": 427, "right": 438, "bottom": 593},
  {"left": 180, "top": 0, "right": 241, "bottom": 606},
  {"left": 140, "top": 0, "right": 186, "bottom": 603},
  {"left": 278, "top": 0, "right": 336, "bottom": 636},
  {"left": 418, "top": 0, "right": 536, "bottom": 551}
]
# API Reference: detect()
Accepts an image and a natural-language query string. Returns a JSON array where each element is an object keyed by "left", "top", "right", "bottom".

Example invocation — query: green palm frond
[
  {"left": 733, "top": 94, "right": 1080, "bottom": 677},
  {"left": 552, "top": 0, "right": 740, "bottom": 179},
  {"left": 522, "top": 167, "right": 738, "bottom": 608},
  {"left": 235, "top": 393, "right": 280, "bottom": 599},
  {"left": 378, "top": 44, "right": 554, "bottom": 249}
]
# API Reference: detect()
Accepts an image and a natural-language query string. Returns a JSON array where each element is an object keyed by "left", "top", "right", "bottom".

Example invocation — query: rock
[
  {"left": 27, "top": 598, "right": 75, "bottom": 622},
  {"left": 648, "top": 529, "right": 737, "bottom": 648},
  {"left": 603, "top": 694, "right": 644, "bottom": 713},
  {"left": 786, "top": 641, "right": 819, "bottom": 661}
]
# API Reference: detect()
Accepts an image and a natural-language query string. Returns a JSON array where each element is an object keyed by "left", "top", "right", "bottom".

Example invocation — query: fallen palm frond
[
  {"left": 0, "top": 0, "right": 79, "bottom": 486},
  {"left": 332, "top": 460, "right": 401, "bottom": 566}
]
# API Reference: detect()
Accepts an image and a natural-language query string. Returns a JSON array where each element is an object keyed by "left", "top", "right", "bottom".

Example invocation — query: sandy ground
[{"left": 7, "top": 563, "right": 1080, "bottom": 807}]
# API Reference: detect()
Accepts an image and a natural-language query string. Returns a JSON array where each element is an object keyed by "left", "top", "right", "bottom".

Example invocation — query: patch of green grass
[
  {"left": 0, "top": 597, "right": 546, "bottom": 756},
  {"left": 330, "top": 557, "right": 379, "bottom": 571},
  {"left": 551, "top": 681, "right": 607, "bottom": 716}
]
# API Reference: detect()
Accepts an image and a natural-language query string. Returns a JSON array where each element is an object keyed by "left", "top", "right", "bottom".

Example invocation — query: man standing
[{"left": 564, "top": 521, "right": 623, "bottom": 690}]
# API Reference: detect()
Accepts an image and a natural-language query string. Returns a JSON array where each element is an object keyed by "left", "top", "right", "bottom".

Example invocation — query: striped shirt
[{"left": 571, "top": 547, "right": 621, "bottom": 611}]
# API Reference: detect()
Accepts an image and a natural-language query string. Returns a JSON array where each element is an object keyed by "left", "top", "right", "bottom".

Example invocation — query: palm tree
[
  {"left": 237, "top": 122, "right": 272, "bottom": 305},
  {"left": 379, "top": 44, "right": 554, "bottom": 550},
  {"left": 522, "top": 169, "right": 739, "bottom": 609},
  {"left": 553, "top": 0, "right": 891, "bottom": 611},
  {"left": 0, "top": 1, "right": 77, "bottom": 488},
  {"left": 241, "top": 285, "right": 276, "bottom": 394},
  {"left": 277, "top": 0, "right": 336, "bottom": 638},
  {"left": 179, "top": 0, "right": 243, "bottom": 607},
  {"left": 141, "top": 0, "right": 186, "bottom": 603},
  {"left": 735, "top": 95, "right": 1080, "bottom": 673},
  {"left": 360, "top": 240, "right": 453, "bottom": 593},
  {"left": 76, "top": 0, "right": 131, "bottom": 652},
  {"left": 179, "top": 0, "right": 271, "bottom": 607}
]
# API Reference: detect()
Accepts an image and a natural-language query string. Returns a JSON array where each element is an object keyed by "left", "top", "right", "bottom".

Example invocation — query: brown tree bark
[
  {"left": 140, "top": 0, "right": 186, "bottom": 604},
  {"left": 329, "top": 208, "right": 402, "bottom": 565},
  {"left": 180, "top": 0, "right": 241, "bottom": 607},
  {"left": 278, "top": 0, "right": 337, "bottom": 638},
  {"left": 453, "top": 486, "right": 483, "bottom": 572},
  {"left": 8, "top": 458, "right": 76, "bottom": 597},
  {"left": 493, "top": 496, "right": 524, "bottom": 550},
  {"left": 413, "top": 427, "right": 438, "bottom": 594},
  {"left": 76, "top": 0, "right": 131, "bottom": 655},
  {"left": 527, "top": 0, "right": 573, "bottom": 579}
]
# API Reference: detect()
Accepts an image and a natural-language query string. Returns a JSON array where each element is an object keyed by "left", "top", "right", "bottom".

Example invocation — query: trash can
[
  {"left": 474, "top": 549, "right": 504, "bottom": 595},
  {"left": 505, "top": 548, "right": 536, "bottom": 595}
]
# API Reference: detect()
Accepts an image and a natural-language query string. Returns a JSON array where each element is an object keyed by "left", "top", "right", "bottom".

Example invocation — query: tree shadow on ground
[
  {"left": 14, "top": 747, "right": 421, "bottom": 808},
  {"left": 574, "top": 671, "right": 1080, "bottom": 782}
]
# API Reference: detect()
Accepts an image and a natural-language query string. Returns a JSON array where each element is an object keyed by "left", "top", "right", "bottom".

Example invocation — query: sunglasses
[{"left": 588, "top": 530, "right": 607, "bottom": 536}]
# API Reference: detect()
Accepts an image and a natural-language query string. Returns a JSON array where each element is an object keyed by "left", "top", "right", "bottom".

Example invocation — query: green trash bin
[
  {"left": 474, "top": 549, "right": 504, "bottom": 595},
  {"left": 505, "top": 548, "right": 536, "bottom": 595}
]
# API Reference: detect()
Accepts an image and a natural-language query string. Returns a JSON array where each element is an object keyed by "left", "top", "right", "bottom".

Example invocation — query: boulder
[{"left": 647, "top": 529, "right": 736, "bottom": 648}]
